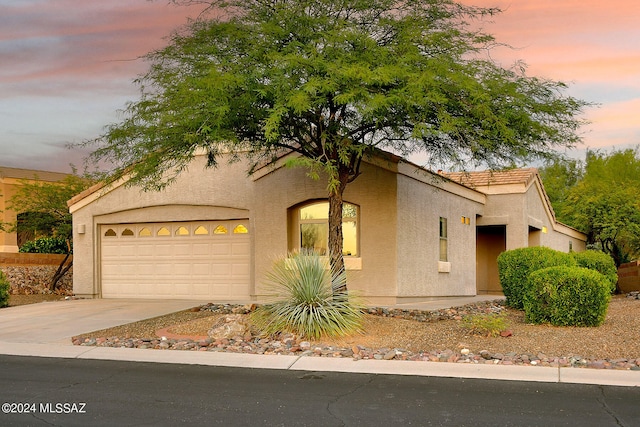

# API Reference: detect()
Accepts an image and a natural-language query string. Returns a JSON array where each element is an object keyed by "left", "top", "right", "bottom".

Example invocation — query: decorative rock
[
  {"left": 341, "top": 349, "right": 354, "bottom": 357},
  {"left": 208, "top": 314, "right": 250, "bottom": 339},
  {"left": 70, "top": 300, "right": 640, "bottom": 371},
  {"left": 383, "top": 350, "right": 396, "bottom": 360},
  {"left": 480, "top": 350, "right": 492, "bottom": 360}
]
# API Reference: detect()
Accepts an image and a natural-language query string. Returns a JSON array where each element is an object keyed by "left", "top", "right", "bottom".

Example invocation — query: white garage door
[{"left": 100, "top": 220, "right": 250, "bottom": 300}]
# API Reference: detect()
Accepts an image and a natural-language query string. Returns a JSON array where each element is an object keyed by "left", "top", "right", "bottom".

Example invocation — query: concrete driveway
[{"left": 0, "top": 299, "right": 209, "bottom": 344}]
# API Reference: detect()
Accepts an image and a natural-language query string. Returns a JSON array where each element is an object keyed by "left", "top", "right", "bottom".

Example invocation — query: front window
[
  {"left": 439, "top": 217, "right": 448, "bottom": 262},
  {"left": 297, "top": 202, "right": 358, "bottom": 256}
]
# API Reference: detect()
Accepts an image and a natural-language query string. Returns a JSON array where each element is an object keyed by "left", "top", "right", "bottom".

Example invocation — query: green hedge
[
  {"left": 524, "top": 266, "right": 611, "bottom": 326},
  {"left": 572, "top": 250, "right": 618, "bottom": 293},
  {"left": 19, "top": 237, "right": 69, "bottom": 254},
  {"left": 497, "top": 247, "right": 576, "bottom": 309},
  {"left": 0, "top": 270, "right": 9, "bottom": 308}
]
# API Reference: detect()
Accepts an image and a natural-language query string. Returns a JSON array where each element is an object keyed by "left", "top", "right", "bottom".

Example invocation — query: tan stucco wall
[
  {"left": 1, "top": 169, "right": 70, "bottom": 253},
  {"left": 476, "top": 181, "right": 585, "bottom": 254},
  {"left": 524, "top": 182, "right": 585, "bottom": 252},
  {"left": 252, "top": 160, "right": 399, "bottom": 304},
  {"left": 70, "top": 153, "right": 586, "bottom": 302},
  {"left": 0, "top": 179, "right": 19, "bottom": 252},
  {"left": 71, "top": 154, "right": 401, "bottom": 302},
  {"left": 396, "top": 171, "right": 483, "bottom": 299}
]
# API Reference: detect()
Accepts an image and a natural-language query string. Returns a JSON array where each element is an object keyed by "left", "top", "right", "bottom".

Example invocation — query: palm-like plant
[{"left": 251, "top": 251, "right": 365, "bottom": 339}]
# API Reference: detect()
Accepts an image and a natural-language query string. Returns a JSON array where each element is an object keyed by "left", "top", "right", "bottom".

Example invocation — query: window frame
[
  {"left": 292, "top": 201, "right": 360, "bottom": 257},
  {"left": 439, "top": 217, "right": 448, "bottom": 262}
]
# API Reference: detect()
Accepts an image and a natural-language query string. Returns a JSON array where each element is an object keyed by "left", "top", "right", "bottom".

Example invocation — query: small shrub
[
  {"left": 0, "top": 270, "right": 10, "bottom": 308},
  {"left": 19, "top": 237, "right": 69, "bottom": 254},
  {"left": 497, "top": 247, "right": 576, "bottom": 309},
  {"left": 462, "top": 313, "right": 508, "bottom": 337},
  {"left": 251, "top": 251, "right": 365, "bottom": 339},
  {"left": 524, "top": 266, "right": 611, "bottom": 327},
  {"left": 572, "top": 250, "right": 618, "bottom": 293}
]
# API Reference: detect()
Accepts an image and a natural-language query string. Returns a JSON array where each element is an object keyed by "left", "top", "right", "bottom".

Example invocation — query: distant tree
[
  {"left": 86, "top": 0, "right": 589, "bottom": 291},
  {"left": 538, "top": 157, "right": 583, "bottom": 225},
  {"left": 5, "top": 172, "right": 94, "bottom": 291},
  {"left": 542, "top": 148, "right": 640, "bottom": 266}
]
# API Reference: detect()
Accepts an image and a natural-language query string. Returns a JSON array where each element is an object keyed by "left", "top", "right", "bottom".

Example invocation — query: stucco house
[
  {"left": 68, "top": 150, "right": 586, "bottom": 304},
  {"left": 0, "top": 166, "right": 70, "bottom": 253}
]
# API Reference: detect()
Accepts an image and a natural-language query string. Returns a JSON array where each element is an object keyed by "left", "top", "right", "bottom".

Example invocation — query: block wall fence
[{"left": 618, "top": 260, "right": 640, "bottom": 293}]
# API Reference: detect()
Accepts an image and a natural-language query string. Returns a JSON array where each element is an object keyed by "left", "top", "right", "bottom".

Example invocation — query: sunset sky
[{"left": 1, "top": 0, "right": 638, "bottom": 172}]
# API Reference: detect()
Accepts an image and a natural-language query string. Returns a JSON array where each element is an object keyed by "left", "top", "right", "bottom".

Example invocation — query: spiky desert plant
[{"left": 251, "top": 251, "right": 365, "bottom": 339}]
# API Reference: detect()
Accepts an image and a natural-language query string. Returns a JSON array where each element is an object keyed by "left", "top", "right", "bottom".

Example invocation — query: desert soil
[{"left": 67, "top": 295, "right": 640, "bottom": 361}]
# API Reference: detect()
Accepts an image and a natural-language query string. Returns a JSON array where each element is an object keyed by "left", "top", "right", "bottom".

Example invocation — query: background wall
[{"left": 0, "top": 253, "right": 72, "bottom": 294}]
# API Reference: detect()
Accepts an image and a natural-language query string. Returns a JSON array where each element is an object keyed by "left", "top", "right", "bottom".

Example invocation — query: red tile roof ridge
[{"left": 443, "top": 168, "right": 538, "bottom": 188}]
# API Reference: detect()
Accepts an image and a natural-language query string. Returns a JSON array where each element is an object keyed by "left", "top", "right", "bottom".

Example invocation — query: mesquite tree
[{"left": 87, "top": 0, "right": 589, "bottom": 291}]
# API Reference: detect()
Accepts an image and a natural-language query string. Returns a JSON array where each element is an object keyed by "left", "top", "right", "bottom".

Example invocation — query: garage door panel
[
  {"left": 231, "top": 263, "right": 250, "bottom": 276},
  {"left": 191, "top": 263, "right": 211, "bottom": 276},
  {"left": 211, "top": 242, "right": 232, "bottom": 256},
  {"left": 101, "top": 221, "right": 250, "bottom": 300},
  {"left": 172, "top": 244, "right": 192, "bottom": 256},
  {"left": 152, "top": 244, "right": 175, "bottom": 256},
  {"left": 192, "top": 243, "right": 212, "bottom": 256},
  {"left": 171, "top": 263, "right": 192, "bottom": 275},
  {"left": 211, "top": 264, "right": 231, "bottom": 277},
  {"left": 231, "top": 242, "right": 250, "bottom": 256},
  {"left": 136, "top": 245, "right": 156, "bottom": 257}
]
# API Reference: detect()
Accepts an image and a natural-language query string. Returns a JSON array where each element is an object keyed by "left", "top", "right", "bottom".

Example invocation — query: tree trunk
[
  {"left": 328, "top": 167, "right": 349, "bottom": 294},
  {"left": 50, "top": 251, "right": 72, "bottom": 292}
]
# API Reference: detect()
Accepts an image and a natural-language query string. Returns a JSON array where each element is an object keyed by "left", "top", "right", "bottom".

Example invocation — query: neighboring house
[
  {"left": 0, "top": 166, "right": 70, "bottom": 253},
  {"left": 68, "top": 150, "right": 586, "bottom": 304}
]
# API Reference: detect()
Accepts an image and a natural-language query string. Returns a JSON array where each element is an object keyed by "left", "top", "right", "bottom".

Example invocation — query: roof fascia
[{"left": 67, "top": 176, "right": 128, "bottom": 214}]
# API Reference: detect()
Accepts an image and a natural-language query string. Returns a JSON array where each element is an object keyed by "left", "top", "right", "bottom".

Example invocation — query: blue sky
[{"left": 1, "top": 0, "right": 639, "bottom": 173}]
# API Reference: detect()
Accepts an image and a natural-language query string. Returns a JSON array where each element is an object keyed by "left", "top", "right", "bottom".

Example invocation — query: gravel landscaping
[{"left": 71, "top": 294, "right": 640, "bottom": 370}]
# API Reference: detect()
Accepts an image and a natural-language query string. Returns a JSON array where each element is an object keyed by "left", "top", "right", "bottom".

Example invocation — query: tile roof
[{"left": 443, "top": 168, "right": 538, "bottom": 189}]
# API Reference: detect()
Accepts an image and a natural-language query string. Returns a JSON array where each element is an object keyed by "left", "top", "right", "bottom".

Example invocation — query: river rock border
[{"left": 73, "top": 298, "right": 640, "bottom": 371}]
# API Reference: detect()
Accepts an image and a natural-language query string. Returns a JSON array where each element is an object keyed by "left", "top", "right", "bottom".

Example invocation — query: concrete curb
[{"left": 1, "top": 341, "right": 638, "bottom": 387}]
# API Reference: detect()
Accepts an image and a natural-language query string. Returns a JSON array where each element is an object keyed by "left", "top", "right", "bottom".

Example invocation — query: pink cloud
[
  {"left": 0, "top": 0, "right": 203, "bottom": 96},
  {"left": 583, "top": 98, "right": 640, "bottom": 148},
  {"left": 461, "top": 1, "right": 640, "bottom": 68}
]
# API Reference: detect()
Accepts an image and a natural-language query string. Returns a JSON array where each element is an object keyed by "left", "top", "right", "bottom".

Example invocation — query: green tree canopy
[
  {"left": 7, "top": 173, "right": 92, "bottom": 243},
  {"left": 540, "top": 148, "right": 640, "bottom": 266},
  {"left": 86, "top": 0, "right": 589, "bottom": 288},
  {"left": 538, "top": 157, "right": 583, "bottom": 225}
]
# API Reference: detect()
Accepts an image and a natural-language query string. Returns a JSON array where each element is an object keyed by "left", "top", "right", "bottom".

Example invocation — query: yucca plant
[{"left": 251, "top": 250, "right": 365, "bottom": 339}]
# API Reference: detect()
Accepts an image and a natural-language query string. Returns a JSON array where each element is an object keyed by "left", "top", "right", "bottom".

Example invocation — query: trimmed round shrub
[
  {"left": 497, "top": 247, "right": 576, "bottom": 309},
  {"left": 0, "top": 270, "right": 10, "bottom": 308},
  {"left": 251, "top": 251, "right": 365, "bottom": 339},
  {"left": 572, "top": 250, "right": 618, "bottom": 293},
  {"left": 524, "top": 266, "right": 611, "bottom": 327}
]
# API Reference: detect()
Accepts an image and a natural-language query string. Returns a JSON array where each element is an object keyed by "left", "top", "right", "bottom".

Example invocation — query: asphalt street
[{"left": 0, "top": 355, "right": 638, "bottom": 426}]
